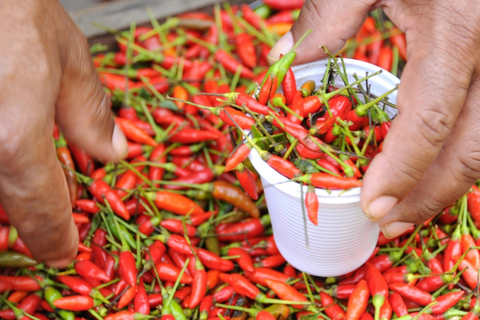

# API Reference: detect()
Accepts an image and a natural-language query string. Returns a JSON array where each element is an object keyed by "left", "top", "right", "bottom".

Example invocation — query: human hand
[
  {"left": 268, "top": 0, "right": 480, "bottom": 238},
  {"left": 0, "top": 0, "right": 128, "bottom": 267}
]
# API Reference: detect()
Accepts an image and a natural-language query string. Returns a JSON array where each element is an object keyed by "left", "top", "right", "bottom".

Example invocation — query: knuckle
[
  {"left": 455, "top": 151, "right": 480, "bottom": 182},
  {"left": 413, "top": 197, "right": 445, "bottom": 223},
  {"left": 416, "top": 107, "right": 454, "bottom": 147}
]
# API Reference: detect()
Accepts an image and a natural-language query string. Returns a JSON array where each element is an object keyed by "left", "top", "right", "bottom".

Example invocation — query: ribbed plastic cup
[{"left": 248, "top": 58, "right": 400, "bottom": 277}]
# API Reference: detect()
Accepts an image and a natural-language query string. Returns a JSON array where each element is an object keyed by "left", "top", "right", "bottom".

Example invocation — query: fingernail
[
  {"left": 365, "top": 196, "right": 397, "bottom": 221},
  {"left": 381, "top": 222, "right": 414, "bottom": 239},
  {"left": 112, "top": 123, "right": 128, "bottom": 159},
  {"left": 267, "top": 31, "right": 294, "bottom": 64}
]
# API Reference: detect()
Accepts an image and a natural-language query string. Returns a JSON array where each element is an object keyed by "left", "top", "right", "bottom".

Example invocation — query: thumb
[
  {"left": 268, "top": 0, "right": 376, "bottom": 65},
  {"left": 54, "top": 16, "right": 128, "bottom": 162}
]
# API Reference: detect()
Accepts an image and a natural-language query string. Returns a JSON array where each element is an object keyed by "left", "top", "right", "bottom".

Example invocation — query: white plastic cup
[{"left": 248, "top": 58, "right": 400, "bottom": 277}]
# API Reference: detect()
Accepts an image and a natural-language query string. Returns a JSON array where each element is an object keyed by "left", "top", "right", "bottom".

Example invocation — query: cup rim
[{"left": 248, "top": 57, "right": 401, "bottom": 200}]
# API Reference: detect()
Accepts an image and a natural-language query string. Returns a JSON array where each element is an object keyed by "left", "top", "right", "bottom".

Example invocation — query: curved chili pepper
[{"left": 210, "top": 180, "right": 260, "bottom": 218}]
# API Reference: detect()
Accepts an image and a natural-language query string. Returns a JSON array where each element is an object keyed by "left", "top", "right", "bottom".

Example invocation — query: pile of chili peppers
[{"left": 2, "top": 2, "right": 479, "bottom": 320}]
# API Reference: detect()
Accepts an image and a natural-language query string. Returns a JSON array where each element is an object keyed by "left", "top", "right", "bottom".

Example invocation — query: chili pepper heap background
[{"left": 1, "top": 1, "right": 479, "bottom": 320}]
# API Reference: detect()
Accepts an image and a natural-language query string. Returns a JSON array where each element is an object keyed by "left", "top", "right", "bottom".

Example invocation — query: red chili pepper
[
  {"left": 164, "top": 168, "right": 215, "bottom": 190},
  {"left": 87, "top": 179, "right": 130, "bottom": 220},
  {"left": 389, "top": 27, "right": 407, "bottom": 61},
  {"left": 235, "top": 33, "right": 256, "bottom": 69},
  {"left": 264, "top": 152, "right": 302, "bottom": 179},
  {"left": 346, "top": 279, "right": 370, "bottom": 320},
  {"left": 235, "top": 164, "right": 259, "bottom": 200},
  {"left": 119, "top": 250, "right": 138, "bottom": 288},
  {"left": 133, "top": 280, "right": 150, "bottom": 315},
  {"left": 279, "top": 67, "right": 296, "bottom": 105},
  {"left": 69, "top": 143, "right": 95, "bottom": 176},
  {"left": 244, "top": 267, "right": 291, "bottom": 287},
  {"left": 294, "top": 172, "right": 362, "bottom": 189},
  {"left": 56, "top": 136, "right": 78, "bottom": 207},
  {"left": 225, "top": 143, "right": 252, "bottom": 172},
  {"left": 467, "top": 185, "right": 480, "bottom": 222},
  {"left": 53, "top": 295, "right": 94, "bottom": 311},
  {"left": 388, "top": 292, "right": 408, "bottom": 317},
  {"left": 218, "top": 273, "right": 264, "bottom": 301},
  {"left": 377, "top": 46, "right": 393, "bottom": 72},
  {"left": 159, "top": 219, "right": 196, "bottom": 237},
  {"left": 263, "top": 0, "right": 304, "bottom": 10},
  {"left": 188, "top": 268, "right": 207, "bottom": 309},
  {"left": 75, "top": 260, "right": 111, "bottom": 282},
  {"left": 115, "top": 117, "right": 157, "bottom": 147},
  {"left": 0, "top": 276, "right": 42, "bottom": 292},
  {"left": 444, "top": 224, "right": 462, "bottom": 272},
  {"left": 241, "top": 4, "right": 261, "bottom": 30},
  {"left": 169, "top": 128, "right": 220, "bottom": 144},
  {"left": 214, "top": 49, "right": 255, "bottom": 79},
  {"left": 154, "top": 262, "right": 192, "bottom": 284},
  {"left": 265, "top": 279, "right": 307, "bottom": 309},
  {"left": 117, "top": 284, "right": 137, "bottom": 309},
  {"left": 197, "top": 248, "right": 234, "bottom": 272},
  {"left": 430, "top": 290, "right": 465, "bottom": 314},
  {"left": 459, "top": 259, "right": 479, "bottom": 290},
  {"left": 305, "top": 184, "right": 319, "bottom": 225},
  {"left": 287, "top": 91, "right": 305, "bottom": 123},
  {"left": 388, "top": 283, "right": 433, "bottom": 306},
  {"left": 215, "top": 216, "right": 268, "bottom": 242},
  {"left": 365, "top": 262, "right": 389, "bottom": 320},
  {"left": 0, "top": 292, "right": 41, "bottom": 320},
  {"left": 152, "top": 108, "right": 184, "bottom": 127},
  {"left": 146, "top": 191, "right": 204, "bottom": 215},
  {"left": 115, "top": 170, "right": 137, "bottom": 198},
  {"left": 320, "top": 291, "right": 346, "bottom": 320}
]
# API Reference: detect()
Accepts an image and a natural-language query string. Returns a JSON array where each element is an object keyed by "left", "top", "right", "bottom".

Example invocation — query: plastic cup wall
[{"left": 248, "top": 58, "right": 400, "bottom": 276}]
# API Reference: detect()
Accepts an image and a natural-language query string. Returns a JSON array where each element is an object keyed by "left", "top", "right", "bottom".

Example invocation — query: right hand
[
  {"left": 268, "top": 0, "right": 480, "bottom": 238},
  {"left": 0, "top": 0, "right": 128, "bottom": 268}
]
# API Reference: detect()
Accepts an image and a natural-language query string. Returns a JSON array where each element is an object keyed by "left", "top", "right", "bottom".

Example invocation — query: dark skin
[
  {"left": 269, "top": 0, "right": 480, "bottom": 238},
  {"left": 0, "top": 0, "right": 127, "bottom": 268}
]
